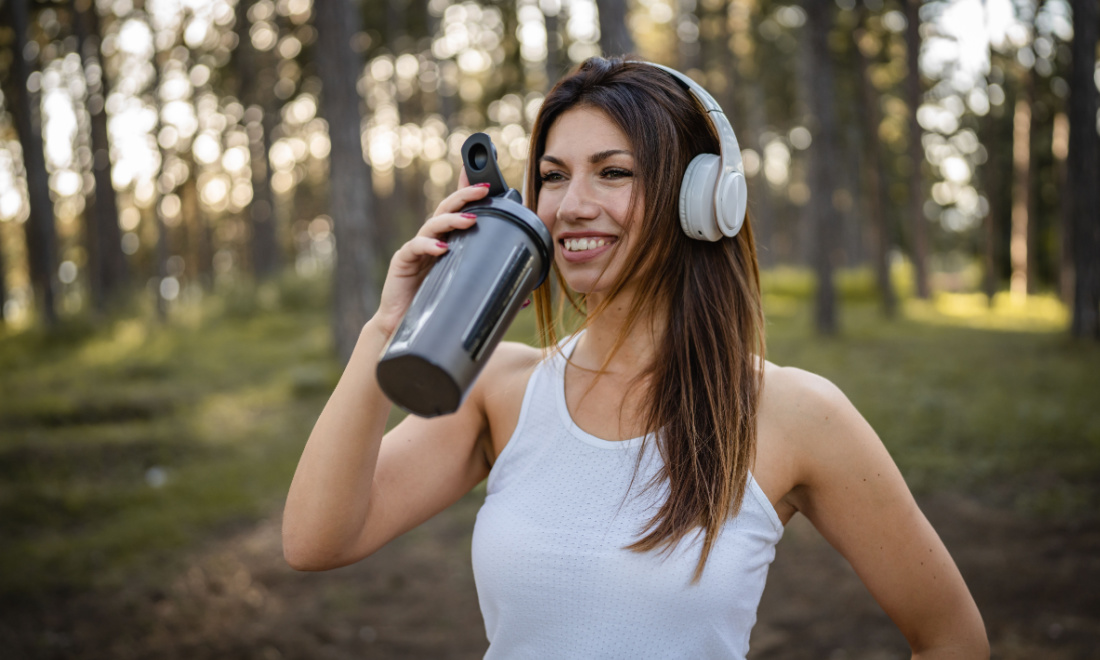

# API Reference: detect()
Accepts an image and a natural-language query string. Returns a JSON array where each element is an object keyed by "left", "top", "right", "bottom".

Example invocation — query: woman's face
[{"left": 536, "top": 106, "right": 642, "bottom": 297}]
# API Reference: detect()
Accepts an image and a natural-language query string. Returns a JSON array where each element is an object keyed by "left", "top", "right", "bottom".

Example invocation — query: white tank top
[{"left": 471, "top": 336, "right": 784, "bottom": 659}]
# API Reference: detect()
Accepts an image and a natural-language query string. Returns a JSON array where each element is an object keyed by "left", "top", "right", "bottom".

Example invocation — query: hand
[{"left": 370, "top": 169, "right": 491, "bottom": 338}]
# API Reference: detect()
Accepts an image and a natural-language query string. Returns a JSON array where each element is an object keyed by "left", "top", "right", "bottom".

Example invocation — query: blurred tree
[
  {"left": 71, "top": 0, "right": 128, "bottom": 312},
  {"left": 854, "top": 7, "right": 896, "bottom": 318},
  {"left": 546, "top": 2, "right": 564, "bottom": 87},
  {"left": 1009, "top": 79, "right": 1032, "bottom": 299},
  {"left": 803, "top": 0, "right": 839, "bottom": 335},
  {"left": 677, "top": 0, "right": 701, "bottom": 72},
  {"left": 980, "top": 107, "right": 1000, "bottom": 302},
  {"left": 234, "top": 0, "right": 280, "bottom": 280},
  {"left": 1068, "top": 0, "right": 1099, "bottom": 338},
  {"left": 903, "top": 0, "right": 929, "bottom": 299},
  {"left": 314, "top": 0, "right": 379, "bottom": 361},
  {"left": 147, "top": 27, "right": 171, "bottom": 322},
  {"left": 0, "top": 209, "right": 6, "bottom": 323},
  {"left": 598, "top": 0, "right": 635, "bottom": 56},
  {"left": 2, "top": 0, "right": 58, "bottom": 326}
]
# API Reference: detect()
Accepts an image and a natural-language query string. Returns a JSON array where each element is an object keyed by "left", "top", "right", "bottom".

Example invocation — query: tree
[
  {"left": 2, "top": 0, "right": 58, "bottom": 326},
  {"left": 1068, "top": 0, "right": 1100, "bottom": 338},
  {"left": 803, "top": 0, "right": 840, "bottom": 335},
  {"left": 314, "top": 0, "right": 380, "bottom": 361},
  {"left": 234, "top": 0, "right": 281, "bottom": 280},
  {"left": 597, "top": 0, "right": 635, "bottom": 57},
  {"left": 904, "top": 0, "right": 929, "bottom": 299},
  {"left": 72, "top": 0, "right": 129, "bottom": 312},
  {"left": 854, "top": 10, "right": 896, "bottom": 318}
]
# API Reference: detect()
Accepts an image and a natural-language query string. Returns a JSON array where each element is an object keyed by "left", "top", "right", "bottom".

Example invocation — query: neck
[{"left": 573, "top": 289, "right": 665, "bottom": 376}]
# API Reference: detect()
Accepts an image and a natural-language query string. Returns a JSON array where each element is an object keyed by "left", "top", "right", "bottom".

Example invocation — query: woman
[{"left": 283, "top": 57, "right": 988, "bottom": 658}]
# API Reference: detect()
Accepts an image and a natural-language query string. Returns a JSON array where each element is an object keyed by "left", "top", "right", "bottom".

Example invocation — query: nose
[{"left": 555, "top": 178, "right": 600, "bottom": 224}]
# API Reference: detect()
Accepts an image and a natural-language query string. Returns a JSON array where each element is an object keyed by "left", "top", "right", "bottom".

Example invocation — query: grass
[{"left": 0, "top": 267, "right": 1097, "bottom": 600}]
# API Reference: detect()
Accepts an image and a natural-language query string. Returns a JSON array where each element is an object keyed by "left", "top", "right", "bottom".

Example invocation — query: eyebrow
[{"left": 540, "top": 149, "right": 633, "bottom": 167}]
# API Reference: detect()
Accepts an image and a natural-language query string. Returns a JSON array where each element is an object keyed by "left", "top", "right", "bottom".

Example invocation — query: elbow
[
  {"left": 281, "top": 528, "right": 352, "bottom": 572},
  {"left": 282, "top": 536, "right": 329, "bottom": 572},
  {"left": 912, "top": 630, "right": 989, "bottom": 660},
  {"left": 282, "top": 525, "right": 378, "bottom": 571}
]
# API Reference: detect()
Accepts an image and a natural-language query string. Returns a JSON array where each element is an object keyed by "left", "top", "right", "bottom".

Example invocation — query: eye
[
  {"left": 539, "top": 170, "right": 565, "bottom": 183},
  {"left": 601, "top": 167, "right": 633, "bottom": 179}
]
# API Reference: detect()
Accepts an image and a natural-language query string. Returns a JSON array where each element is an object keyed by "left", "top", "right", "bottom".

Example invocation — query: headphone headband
[{"left": 635, "top": 61, "right": 748, "bottom": 240}]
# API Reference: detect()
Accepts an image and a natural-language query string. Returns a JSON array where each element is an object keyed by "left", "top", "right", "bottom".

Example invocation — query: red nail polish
[
  {"left": 436, "top": 241, "right": 448, "bottom": 248},
  {"left": 461, "top": 213, "right": 477, "bottom": 219},
  {"left": 475, "top": 182, "right": 492, "bottom": 188},
  {"left": 521, "top": 299, "right": 531, "bottom": 309}
]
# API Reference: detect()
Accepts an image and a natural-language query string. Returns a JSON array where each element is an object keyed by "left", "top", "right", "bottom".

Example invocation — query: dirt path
[{"left": 5, "top": 492, "right": 1098, "bottom": 659}]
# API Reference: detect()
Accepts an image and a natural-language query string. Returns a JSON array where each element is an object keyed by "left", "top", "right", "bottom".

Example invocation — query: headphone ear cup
[
  {"left": 679, "top": 154, "right": 722, "bottom": 241},
  {"left": 715, "top": 170, "right": 748, "bottom": 237}
]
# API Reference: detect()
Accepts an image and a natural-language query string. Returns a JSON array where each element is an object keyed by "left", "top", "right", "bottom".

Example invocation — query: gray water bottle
[{"left": 375, "top": 133, "right": 553, "bottom": 418}]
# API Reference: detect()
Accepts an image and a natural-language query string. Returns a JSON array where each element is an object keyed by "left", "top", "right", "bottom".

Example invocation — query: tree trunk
[
  {"left": 314, "top": 0, "right": 379, "bottom": 362},
  {"left": 0, "top": 222, "right": 7, "bottom": 323},
  {"left": 72, "top": 0, "right": 127, "bottom": 313},
  {"left": 1053, "top": 112, "right": 1071, "bottom": 304},
  {"left": 1010, "top": 95, "right": 1031, "bottom": 301},
  {"left": 236, "top": 0, "right": 281, "bottom": 280},
  {"left": 597, "top": 0, "right": 635, "bottom": 57},
  {"left": 677, "top": 0, "right": 701, "bottom": 72},
  {"left": 854, "top": 20, "right": 896, "bottom": 318},
  {"left": 1068, "top": 0, "right": 1100, "bottom": 338},
  {"left": 904, "top": 0, "right": 929, "bottom": 298},
  {"left": 803, "top": 0, "right": 839, "bottom": 335},
  {"left": 4, "top": 0, "right": 58, "bottom": 326},
  {"left": 545, "top": 10, "right": 563, "bottom": 89},
  {"left": 981, "top": 110, "right": 999, "bottom": 303},
  {"left": 180, "top": 173, "right": 212, "bottom": 290},
  {"left": 146, "top": 18, "right": 171, "bottom": 322}
]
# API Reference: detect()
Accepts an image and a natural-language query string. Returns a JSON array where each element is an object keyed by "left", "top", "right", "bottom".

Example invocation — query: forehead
[{"left": 543, "top": 106, "right": 631, "bottom": 158}]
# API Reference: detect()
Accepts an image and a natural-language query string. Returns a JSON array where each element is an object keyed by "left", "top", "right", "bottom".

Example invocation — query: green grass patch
[{"left": 0, "top": 268, "right": 1096, "bottom": 600}]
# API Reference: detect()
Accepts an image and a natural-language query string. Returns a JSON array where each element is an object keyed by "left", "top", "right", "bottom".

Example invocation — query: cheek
[
  {"left": 536, "top": 193, "right": 559, "bottom": 229},
  {"left": 610, "top": 189, "right": 639, "bottom": 229}
]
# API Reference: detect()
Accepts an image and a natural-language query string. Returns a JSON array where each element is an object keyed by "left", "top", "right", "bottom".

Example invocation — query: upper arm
[
  {"left": 355, "top": 342, "right": 537, "bottom": 557},
  {"left": 780, "top": 369, "right": 987, "bottom": 656}
]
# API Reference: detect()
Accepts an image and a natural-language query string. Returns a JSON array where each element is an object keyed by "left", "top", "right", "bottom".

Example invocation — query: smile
[{"left": 563, "top": 237, "right": 614, "bottom": 252}]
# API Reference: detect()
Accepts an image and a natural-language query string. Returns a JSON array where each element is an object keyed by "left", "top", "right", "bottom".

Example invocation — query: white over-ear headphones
[{"left": 642, "top": 62, "right": 748, "bottom": 241}]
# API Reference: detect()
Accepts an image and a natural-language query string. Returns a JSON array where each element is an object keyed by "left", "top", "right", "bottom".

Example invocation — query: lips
[{"left": 557, "top": 233, "right": 618, "bottom": 263}]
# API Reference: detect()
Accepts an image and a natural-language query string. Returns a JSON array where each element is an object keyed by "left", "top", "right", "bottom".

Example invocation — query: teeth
[{"left": 564, "top": 238, "right": 609, "bottom": 252}]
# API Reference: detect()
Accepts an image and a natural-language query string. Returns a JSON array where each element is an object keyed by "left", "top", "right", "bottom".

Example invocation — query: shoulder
[
  {"left": 470, "top": 341, "right": 544, "bottom": 408},
  {"left": 758, "top": 361, "right": 877, "bottom": 487},
  {"left": 759, "top": 361, "right": 854, "bottom": 434}
]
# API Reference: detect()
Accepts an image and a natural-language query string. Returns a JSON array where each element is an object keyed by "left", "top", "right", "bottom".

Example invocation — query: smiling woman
[{"left": 283, "top": 57, "right": 989, "bottom": 659}]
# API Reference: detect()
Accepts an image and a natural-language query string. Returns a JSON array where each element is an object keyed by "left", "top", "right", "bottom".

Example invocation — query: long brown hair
[{"left": 526, "top": 57, "right": 766, "bottom": 580}]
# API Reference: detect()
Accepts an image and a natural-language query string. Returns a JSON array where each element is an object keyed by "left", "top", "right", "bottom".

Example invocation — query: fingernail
[
  {"left": 436, "top": 241, "right": 448, "bottom": 248},
  {"left": 521, "top": 299, "right": 531, "bottom": 309},
  {"left": 475, "top": 182, "right": 491, "bottom": 188},
  {"left": 460, "top": 213, "right": 477, "bottom": 219}
]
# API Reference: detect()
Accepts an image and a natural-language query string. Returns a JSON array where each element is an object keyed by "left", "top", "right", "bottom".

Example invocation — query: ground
[
  {"left": 4, "top": 489, "right": 1098, "bottom": 659},
  {"left": 2, "top": 280, "right": 1096, "bottom": 658}
]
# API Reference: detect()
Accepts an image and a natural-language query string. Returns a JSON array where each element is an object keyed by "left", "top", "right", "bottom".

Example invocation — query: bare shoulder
[
  {"left": 470, "top": 341, "right": 543, "bottom": 418},
  {"left": 759, "top": 361, "right": 856, "bottom": 436},
  {"left": 758, "top": 361, "right": 881, "bottom": 488},
  {"left": 476, "top": 341, "right": 543, "bottom": 389}
]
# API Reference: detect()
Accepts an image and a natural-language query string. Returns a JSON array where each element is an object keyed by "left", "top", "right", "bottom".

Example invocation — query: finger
[
  {"left": 432, "top": 182, "right": 491, "bottom": 216},
  {"left": 458, "top": 166, "right": 470, "bottom": 189},
  {"left": 417, "top": 211, "right": 478, "bottom": 238},
  {"left": 391, "top": 235, "right": 452, "bottom": 271}
]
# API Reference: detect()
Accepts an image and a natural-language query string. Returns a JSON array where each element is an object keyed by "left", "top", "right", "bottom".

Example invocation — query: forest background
[{"left": 0, "top": 0, "right": 1098, "bottom": 657}]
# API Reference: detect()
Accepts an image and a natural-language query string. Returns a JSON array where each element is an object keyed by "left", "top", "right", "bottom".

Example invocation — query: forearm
[{"left": 282, "top": 319, "right": 393, "bottom": 570}]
